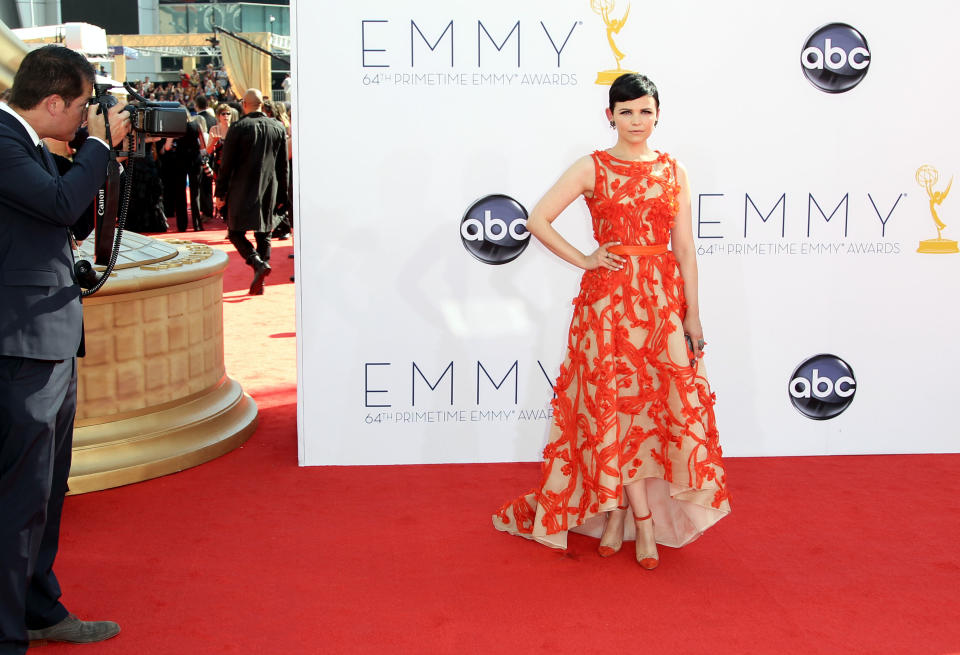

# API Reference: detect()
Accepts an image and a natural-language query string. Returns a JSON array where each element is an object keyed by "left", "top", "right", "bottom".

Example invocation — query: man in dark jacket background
[
  {"left": 159, "top": 109, "right": 204, "bottom": 231},
  {"left": 214, "top": 88, "right": 288, "bottom": 295}
]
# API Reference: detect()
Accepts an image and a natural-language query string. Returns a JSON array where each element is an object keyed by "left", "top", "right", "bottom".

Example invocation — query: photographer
[{"left": 0, "top": 45, "right": 131, "bottom": 653}]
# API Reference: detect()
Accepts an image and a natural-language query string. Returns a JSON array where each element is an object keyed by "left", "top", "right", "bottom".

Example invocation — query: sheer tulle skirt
[{"left": 493, "top": 252, "right": 731, "bottom": 549}]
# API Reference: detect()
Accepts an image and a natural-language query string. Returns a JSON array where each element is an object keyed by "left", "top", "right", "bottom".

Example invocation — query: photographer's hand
[{"left": 86, "top": 103, "right": 132, "bottom": 147}]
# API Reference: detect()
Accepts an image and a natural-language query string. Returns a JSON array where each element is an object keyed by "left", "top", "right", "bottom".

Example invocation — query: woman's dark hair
[
  {"left": 9, "top": 45, "right": 95, "bottom": 110},
  {"left": 609, "top": 73, "right": 659, "bottom": 111}
]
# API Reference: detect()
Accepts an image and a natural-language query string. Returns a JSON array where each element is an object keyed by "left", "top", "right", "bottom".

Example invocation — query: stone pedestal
[{"left": 69, "top": 233, "right": 257, "bottom": 494}]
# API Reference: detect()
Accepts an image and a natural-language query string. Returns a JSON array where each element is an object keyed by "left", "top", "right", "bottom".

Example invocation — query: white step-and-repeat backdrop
[{"left": 293, "top": 0, "right": 959, "bottom": 465}]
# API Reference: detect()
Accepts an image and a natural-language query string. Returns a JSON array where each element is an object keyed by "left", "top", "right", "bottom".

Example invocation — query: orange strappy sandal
[
  {"left": 634, "top": 510, "right": 659, "bottom": 569},
  {"left": 598, "top": 505, "right": 628, "bottom": 557}
]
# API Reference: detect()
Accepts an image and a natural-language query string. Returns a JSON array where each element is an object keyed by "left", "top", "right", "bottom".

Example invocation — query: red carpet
[{"left": 34, "top": 220, "right": 960, "bottom": 654}]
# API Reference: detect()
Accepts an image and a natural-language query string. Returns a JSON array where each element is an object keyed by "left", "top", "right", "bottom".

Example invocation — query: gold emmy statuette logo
[
  {"left": 915, "top": 164, "right": 957, "bottom": 254},
  {"left": 591, "top": 0, "right": 636, "bottom": 85}
]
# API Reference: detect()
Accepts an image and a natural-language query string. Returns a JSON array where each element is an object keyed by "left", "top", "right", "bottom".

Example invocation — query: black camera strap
[
  {"left": 78, "top": 83, "right": 187, "bottom": 297},
  {"left": 92, "top": 161, "right": 121, "bottom": 260},
  {"left": 80, "top": 106, "right": 134, "bottom": 297}
]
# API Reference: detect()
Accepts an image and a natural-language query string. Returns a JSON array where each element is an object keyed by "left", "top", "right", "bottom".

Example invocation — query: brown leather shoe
[{"left": 27, "top": 614, "right": 120, "bottom": 644}]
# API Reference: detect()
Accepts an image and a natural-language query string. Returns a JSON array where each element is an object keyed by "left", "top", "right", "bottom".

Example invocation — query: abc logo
[
  {"left": 801, "top": 23, "right": 870, "bottom": 93},
  {"left": 788, "top": 354, "right": 857, "bottom": 420},
  {"left": 460, "top": 194, "right": 530, "bottom": 265}
]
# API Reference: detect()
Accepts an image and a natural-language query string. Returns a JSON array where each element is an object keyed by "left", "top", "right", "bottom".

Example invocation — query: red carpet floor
[{"left": 33, "top": 218, "right": 960, "bottom": 654}]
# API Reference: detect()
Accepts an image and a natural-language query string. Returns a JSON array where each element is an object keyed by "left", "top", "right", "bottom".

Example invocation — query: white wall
[{"left": 294, "top": 0, "right": 960, "bottom": 465}]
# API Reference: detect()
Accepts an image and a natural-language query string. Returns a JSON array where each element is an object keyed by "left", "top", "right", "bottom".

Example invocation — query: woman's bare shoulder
[{"left": 563, "top": 154, "right": 596, "bottom": 192}]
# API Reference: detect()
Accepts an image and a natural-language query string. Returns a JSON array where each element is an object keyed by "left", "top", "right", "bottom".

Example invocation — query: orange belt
[{"left": 607, "top": 244, "right": 668, "bottom": 256}]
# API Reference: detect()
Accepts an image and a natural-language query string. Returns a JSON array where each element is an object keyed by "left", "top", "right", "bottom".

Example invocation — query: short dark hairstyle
[
  {"left": 609, "top": 73, "right": 659, "bottom": 112},
  {"left": 8, "top": 45, "right": 96, "bottom": 110},
  {"left": 195, "top": 94, "right": 208, "bottom": 110}
]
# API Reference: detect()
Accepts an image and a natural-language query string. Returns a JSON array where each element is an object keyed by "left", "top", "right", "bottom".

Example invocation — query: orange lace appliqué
[{"left": 494, "top": 150, "right": 730, "bottom": 546}]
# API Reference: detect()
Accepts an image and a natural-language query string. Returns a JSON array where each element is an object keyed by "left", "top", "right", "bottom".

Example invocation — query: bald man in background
[{"left": 214, "top": 88, "right": 288, "bottom": 295}]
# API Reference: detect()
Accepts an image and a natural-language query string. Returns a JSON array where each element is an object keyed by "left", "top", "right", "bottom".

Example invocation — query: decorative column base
[
  {"left": 70, "top": 233, "right": 258, "bottom": 494},
  {"left": 69, "top": 377, "right": 257, "bottom": 494}
]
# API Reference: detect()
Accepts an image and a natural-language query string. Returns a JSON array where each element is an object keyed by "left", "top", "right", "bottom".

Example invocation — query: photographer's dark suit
[{"left": 0, "top": 109, "right": 109, "bottom": 652}]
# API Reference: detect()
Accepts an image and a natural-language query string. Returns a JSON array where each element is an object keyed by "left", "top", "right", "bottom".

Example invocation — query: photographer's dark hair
[
  {"left": 195, "top": 94, "right": 208, "bottom": 110},
  {"left": 609, "top": 73, "right": 659, "bottom": 111},
  {"left": 8, "top": 45, "right": 95, "bottom": 110}
]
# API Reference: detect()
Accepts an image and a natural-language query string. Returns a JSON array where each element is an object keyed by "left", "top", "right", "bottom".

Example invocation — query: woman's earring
[
  {"left": 654, "top": 120, "right": 659, "bottom": 126},
  {"left": 609, "top": 120, "right": 616, "bottom": 129}
]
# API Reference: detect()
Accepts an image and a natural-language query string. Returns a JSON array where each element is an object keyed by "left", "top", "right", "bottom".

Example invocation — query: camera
[
  {"left": 121, "top": 82, "right": 189, "bottom": 156},
  {"left": 71, "top": 82, "right": 188, "bottom": 157},
  {"left": 73, "top": 81, "right": 190, "bottom": 289}
]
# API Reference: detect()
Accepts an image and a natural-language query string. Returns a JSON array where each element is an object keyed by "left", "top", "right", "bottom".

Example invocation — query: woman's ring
[{"left": 697, "top": 339, "right": 705, "bottom": 349}]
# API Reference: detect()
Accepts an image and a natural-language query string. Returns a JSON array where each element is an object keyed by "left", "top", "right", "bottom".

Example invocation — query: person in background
[
  {"left": 264, "top": 100, "right": 293, "bottom": 240},
  {"left": 206, "top": 102, "right": 233, "bottom": 173},
  {"left": 193, "top": 95, "right": 216, "bottom": 221},
  {"left": 124, "top": 138, "right": 169, "bottom": 234},
  {"left": 203, "top": 76, "right": 216, "bottom": 99},
  {"left": 159, "top": 105, "right": 204, "bottom": 231},
  {"left": 214, "top": 88, "right": 288, "bottom": 295}
]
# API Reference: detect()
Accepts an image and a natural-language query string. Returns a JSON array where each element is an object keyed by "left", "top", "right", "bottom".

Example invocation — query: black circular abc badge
[
  {"left": 460, "top": 195, "right": 530, "bottom": 265},
  {"left": 788, "top": 354, "right": 857, "bottom": 420},
  {"left": 801, "top": 23, "right": 871, "bottom": 93}
]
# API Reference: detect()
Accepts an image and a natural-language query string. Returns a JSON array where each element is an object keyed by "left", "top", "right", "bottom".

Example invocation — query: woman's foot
[
  {"left": 598, "top": 507, "right": 627, "bottom": 557},
  {"left": 634, "top": 510, "right": 658, "bottom": 569}
]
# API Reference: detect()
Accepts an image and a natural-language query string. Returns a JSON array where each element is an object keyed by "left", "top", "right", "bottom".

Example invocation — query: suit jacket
[
  {"left": 198, "top": 109, "right": 217, "bottom": 131},
  {"left": 51, "top": 152, "right": 96, "bottom": 243},
  {"left": 215, "top": 112, "right": 288, "bottom": 233},
  {"left": 0, "top": 110, "right": 110, "bottom": 360},
  {"left": 174, "top": 118, "right": 203, "bottom": 167}
]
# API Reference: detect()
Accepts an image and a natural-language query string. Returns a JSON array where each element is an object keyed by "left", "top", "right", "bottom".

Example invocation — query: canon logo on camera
[
  {"left": 788, "top": 354, "right": 857, "bottom": 420},
  {"left": 800, "top": 23, "right": 871, "bottom": 93},
  {"left": 460, "top": 194, "right": 530, "bottom": 265}
]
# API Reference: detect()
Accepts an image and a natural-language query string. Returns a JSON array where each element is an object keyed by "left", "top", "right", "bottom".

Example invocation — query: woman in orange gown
[{"left": 493, "top": 74, "right": 730, "bottom": 568}]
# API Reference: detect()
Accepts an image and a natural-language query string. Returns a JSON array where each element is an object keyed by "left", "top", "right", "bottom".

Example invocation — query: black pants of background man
[
  {"left": 161, "top": 163, "right": 202, "bottom": 232},
  {"left": 228, "top": 230, "right": 271, "bottom": 265},
  {"left": 198, "top": 173, "right": 213, "bottom": 220},
  {"left": 0, "top": 357, "right": 76, "bottom": 654}
]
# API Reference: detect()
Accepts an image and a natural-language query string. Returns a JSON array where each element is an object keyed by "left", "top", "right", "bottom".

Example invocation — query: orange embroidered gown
[{"left": 493, "top": 150, "right": 731, "bottom": 549}]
